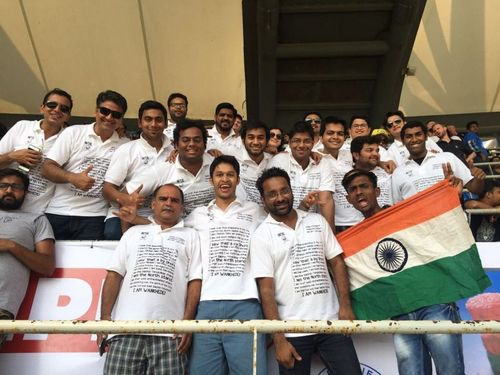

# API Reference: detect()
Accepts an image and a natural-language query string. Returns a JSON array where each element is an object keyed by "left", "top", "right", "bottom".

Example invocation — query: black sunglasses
[
  {"left": 45, "top": 101, "right": 71, "bottom": 114},
  {"left": 98, "top": 107, "right": 123, "bottom": 119},
  {"left": 386, "top": 119, "right": 403, "bottom": 129},
  {"left": 270, "top": 132, "right": 282, "bottom": 139}
]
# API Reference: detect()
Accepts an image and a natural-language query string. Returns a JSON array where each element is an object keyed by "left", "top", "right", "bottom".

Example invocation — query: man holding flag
[{"left": 340, "top": 168, "right": 490, "bottom": 374}]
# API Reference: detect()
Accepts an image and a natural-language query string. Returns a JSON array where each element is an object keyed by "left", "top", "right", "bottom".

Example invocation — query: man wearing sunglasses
[
  {"left": 0, "top": 88, "right": 72, "bottom": 213},
  {"left": 382, "top": 110, "right": 442, "bottom": 167},
  {"left": 303, "top": 112, "right": 323, "bottom": 152},
  {"left": 42, "top": 90, "right": 128, "bottom": 240},
  {"left": 0, "top": 168, "right": 55, "bottom": 348}
]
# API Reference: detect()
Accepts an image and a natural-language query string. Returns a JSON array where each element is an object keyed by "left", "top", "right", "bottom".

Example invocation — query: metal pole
[
  {"left": 253, "top": 327, "right": 257, "bottom": 375},
  {"left": 1, "top": 319, "right": 500, "bottom": 335}
]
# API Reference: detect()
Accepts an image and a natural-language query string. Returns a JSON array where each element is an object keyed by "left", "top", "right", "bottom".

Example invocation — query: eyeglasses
[
  {"left": 170, "top": 103, "right": 186, "bottom": 109},
  {"left": 270, "top": 132, "right": 282, "bottom": 139},
  {"left": 386, "top": 119, "right": 403, "bottom": 129},
  {"left": 264, "top": 187, "right": 292, "bottom": 199},
  {"left": 0, "top": 183, "right": 25, "bottom": 191},
  {"left": 305, "top": 119, "right": 321, "bottom": 124},
  {"left": 45, "top": 101, "right": 71, "bottom": 114},
  {"left": 352, "top": 124, "right": 368, "bottom": 129},
  {"left": 98, "top": 107, "right": 123, "bottom": 119}
]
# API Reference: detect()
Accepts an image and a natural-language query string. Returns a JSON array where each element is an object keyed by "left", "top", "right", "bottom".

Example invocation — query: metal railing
[{"left": 2, "top": 319, "right": 500, "bottom": 375}]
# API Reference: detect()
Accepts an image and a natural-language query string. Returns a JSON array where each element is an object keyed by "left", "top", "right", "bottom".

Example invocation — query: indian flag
[{"left": 337, "top": 180, "right": 491, "bottom": 320}]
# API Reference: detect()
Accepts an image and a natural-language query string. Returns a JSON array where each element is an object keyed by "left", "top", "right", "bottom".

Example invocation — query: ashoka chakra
[{"left": 375, "top": 238, "right": 408, "bottom": 273}]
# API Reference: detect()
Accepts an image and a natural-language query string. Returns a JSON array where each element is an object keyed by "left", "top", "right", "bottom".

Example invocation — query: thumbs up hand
[{"left": 69, "top": 164, "right": 96, "bottom": 191}]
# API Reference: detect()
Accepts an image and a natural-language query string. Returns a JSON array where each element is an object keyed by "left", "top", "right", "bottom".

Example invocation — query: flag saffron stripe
[
  {"left": 338, "top": 181, "right": 459, "bottom": 257},
  {"left": 344, "top": 205, "right": 474, "bottom": 290}
]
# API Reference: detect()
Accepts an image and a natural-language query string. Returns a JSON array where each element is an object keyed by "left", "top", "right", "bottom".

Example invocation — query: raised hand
[{"left": 70, "top": 165, "right": 95, "bottom": 191}]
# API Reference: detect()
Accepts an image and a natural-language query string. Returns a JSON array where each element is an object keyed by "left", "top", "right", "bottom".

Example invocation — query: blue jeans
[
  {"left": 103, "top": 217, "right": 122, "bottom": 240},
  {"left": 279, "top": 333, "right": 361, "bottom": 375},
  {"left": 46, "top": 213, "right": 105, "bottom": 240},
  {"left": 189, "top": 299, "right": 267, "bottom": 375},
  {"left": 393, "top": 303, "right": 464, "bottom": 375}
]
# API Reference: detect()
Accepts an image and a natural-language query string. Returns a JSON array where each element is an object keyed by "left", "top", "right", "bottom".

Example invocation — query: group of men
[{"left": 0, "top": 87, "right": 490, "bottom": 375}]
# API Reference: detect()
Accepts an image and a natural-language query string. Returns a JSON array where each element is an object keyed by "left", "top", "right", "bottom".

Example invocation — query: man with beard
[
  {"left": 251, "top": 167, "right": 361, "bottom": 375},
  {"left": 0, "top": 168, "right": 55, "bottom": 348},
  {"left": 206, "top": 102, "right": 243, "bottom": 156},
  {"left": 165, "top": 93, "right": 188, "bottom": 140}
]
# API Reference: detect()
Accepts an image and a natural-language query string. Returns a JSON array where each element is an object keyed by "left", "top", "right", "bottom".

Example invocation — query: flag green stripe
[{"left": 351, "top": 244, "right": 491, "bottom": 320}]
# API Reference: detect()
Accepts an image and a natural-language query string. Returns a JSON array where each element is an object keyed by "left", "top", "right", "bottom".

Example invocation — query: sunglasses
[
  {"left": 386, "top": 119, "right": 403, "bottom": 129},
  {"left": 270, "top": 132, "right": 282, "bottom": 139},
  {"left": 45, "top": 101, "right": 71, "bottom": 114},
  {"left": 98, "top": 107, "right": 123, "bottom": 119},
  {"left": 305, "top": 119, "right": 321, "bottom": 124}
]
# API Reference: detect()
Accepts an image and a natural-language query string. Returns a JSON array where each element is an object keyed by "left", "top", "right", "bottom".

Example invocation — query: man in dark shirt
[{"left": 430, "top": 122, "right": 475, "bottom": 166}]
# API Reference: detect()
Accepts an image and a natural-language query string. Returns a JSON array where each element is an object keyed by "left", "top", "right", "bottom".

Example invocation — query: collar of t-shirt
[
  {"left": 207, "top": 198, "right": 243, "bottom": 214},
  {"left": 88, "top": 122, "right": 121, "bottom": 144},
  {"left": 174, "top": 152, "right": 213, "bottom": 173},
  {"left": 150, "top": 218, "right": 185, "bottom": 233},
  {"left": 138, "top": 133, "right": 171, "bottom": 153},
  {"left": 407, "top": 151, "right": 434, "bottom": 166},
  {"left": 263, "top": 208, "right": 306, "bottom": 229},
  {"left": 238, "top": 147, "right": 271, "bottom": 165},
  {"left": 290, "top": 154, "right": 317, "bottom": 170},
  {"left": 34, "top": 119, "right": 64, "bottom": 142}
]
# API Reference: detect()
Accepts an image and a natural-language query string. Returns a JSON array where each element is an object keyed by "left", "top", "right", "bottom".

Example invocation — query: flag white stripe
[{"left": 346, "top": 206, "right": 475, "bottom": 290}]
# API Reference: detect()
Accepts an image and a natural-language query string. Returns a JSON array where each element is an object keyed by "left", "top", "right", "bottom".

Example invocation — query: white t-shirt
[
  {"left": 268, "top": 152, "right": 335, "bottom": 211},
  {"left": 371, "top": 166, "right": 394, "bottom": 207},
  {"left": 234, "top": 148, "right": 272, "bottom": 205},
  {"left": 164, "top": 119, "right": 176, "bottom": 141},
  {"left": 383, "top": 138, "right": 442, "bottom": 166},
  {"left": 107, "top": 221, "right": 202, "bottom": 336},
  {"left": 0, "top": 120, "right": 63, "bottom": 213},
  {"left": 184, "top": 199, "right": 266, "bottom": 302},
  {"left": 45, "top": 123, "right": 124, "bottom": 216},
  {"left": 206, "top": 126, "right": 243, "bottom": 156},
  {"left": 322, "top": 150, "right": 363, "bottom": 226},
  {"left": 251, "top": 210, "right": 342, "bottom": 336},
  {"left": 126, "top": 153, "right": 215, "bottom": 217},
  {"left": 392, "top": 151, "right": 473, "bottom": 202},
  {"left": 104, "top": 134, "right": 173, "bottom": 219}
]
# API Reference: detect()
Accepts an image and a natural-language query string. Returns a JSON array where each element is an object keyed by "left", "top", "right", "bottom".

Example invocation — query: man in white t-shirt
[
  {"left": 0, "top": 88, "right": 73, "bottom": 213},
  {"left": 234, "top": 120, "right": 272, "bottom": 204},
  {"left": 102, "top": 100, "right": 173, "bottom": 239},
  {"left": 125, "top": 120, "right": 214, "bottom": 221},
  {"left": 164, "top": 93, "right": 188, "bottom": 140},
  {"left": 382, "top": 110, "right": 442, "bottom": 166},
  {"left": 268, "top": 121, "right": 335, "bottom": 229},
  {"left": 392, "top": 121, "right": 485, "bottom": 202},
  {"left": 317, "top": 116, "right": 362, "bottom": 232},
  {"left": 98, "top": 183, "right": 202, "bottom": 375},
  {"left": 351, "top": 136, "right": 393, "bottom": 208},
  {"left": 206, "top": 102, "right": 243, "bottom": 155},
  {"left": 251, "top": 167, "right": 361, "bottom": 375},
  {"left": 41, "top": 90, "right": 128, "bottom": 240},
  {"left": 185, "top": 155, "right": 267, "bottom": 375},
  {"left": 303, "top": 112, "right": 323, "bottom": 151}
]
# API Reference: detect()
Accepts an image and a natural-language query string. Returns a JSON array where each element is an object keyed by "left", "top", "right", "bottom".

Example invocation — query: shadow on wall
[
  {"left": 0, "top": 26, "right": 46, "bottom": 113},
  {"left": 402, "top": 0, "right": 488, "bottom": 115}
]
